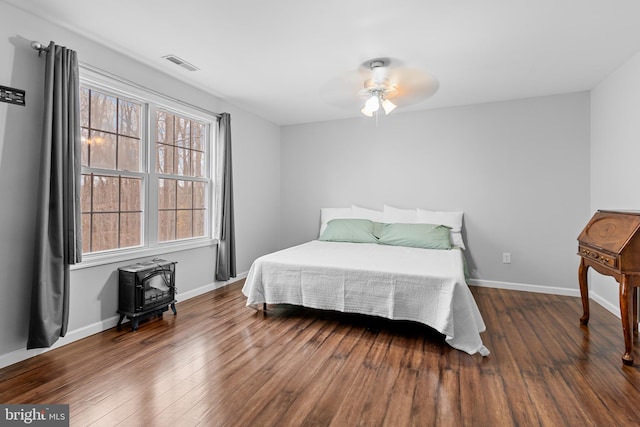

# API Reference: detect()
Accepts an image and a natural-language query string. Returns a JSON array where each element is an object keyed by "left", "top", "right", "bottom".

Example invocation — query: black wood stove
[{"left": 117, "top": 258, "right": 177, "bottom": 331}]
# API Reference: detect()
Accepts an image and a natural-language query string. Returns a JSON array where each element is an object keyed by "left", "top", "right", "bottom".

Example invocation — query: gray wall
[
  {"left": 0, "top": 2, "right": 281, "bottom": 364},
  {"left": 280, "top": 92, "right": 591, "bottom": 291},
  {"left": 590, "top": 51, "right": 640, "bottom": 315}
]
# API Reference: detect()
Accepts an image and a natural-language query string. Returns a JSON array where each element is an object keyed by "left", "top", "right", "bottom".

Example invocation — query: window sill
[{"left": 71, "top": 239, "right": 218, "bottom": 270}]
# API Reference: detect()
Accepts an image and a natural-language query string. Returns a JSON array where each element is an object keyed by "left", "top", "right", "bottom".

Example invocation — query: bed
[{"left": 241, "top": 206, "right": 490, "bottom": 356}]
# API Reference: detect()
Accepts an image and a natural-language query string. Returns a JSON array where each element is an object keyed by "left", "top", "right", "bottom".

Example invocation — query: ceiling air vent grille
[{"left": 162, "top": 54, "right": 199, "bottom": 72}]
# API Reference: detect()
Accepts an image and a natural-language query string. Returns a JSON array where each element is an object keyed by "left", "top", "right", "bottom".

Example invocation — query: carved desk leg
[
  {"left": 620, "top": 274, "right": 634, "bottom": 366},
  {"left": 635, "top": 287, "right": 639, "bottom": 338},
  {"left": 578, "top": 258, "right": 590, "bottom": 325}
]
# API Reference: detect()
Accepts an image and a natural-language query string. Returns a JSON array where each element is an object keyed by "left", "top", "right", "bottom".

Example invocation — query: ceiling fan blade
[
  {"left": 320, "top": 69, "right": 370, "bottom": 108},
  {"left": 320, "top": 58, "right": 439, "bottom": 111},
  {"left": 387, "top": 68, "right": 439, "bottom": 106}
]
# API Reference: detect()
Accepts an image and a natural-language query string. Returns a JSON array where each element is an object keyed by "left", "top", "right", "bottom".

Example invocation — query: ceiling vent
[{"left": 162, "top": 54, "right": 199, "bottom": 72}]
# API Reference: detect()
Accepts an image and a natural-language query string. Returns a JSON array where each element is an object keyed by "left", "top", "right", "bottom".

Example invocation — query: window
[
  {"left": 80, "top": 88, "right": 144, "bottom": 253},
  {"left": 79, "top": 71, "right": 216, "bottom": 260},
  {"left": 156, "top": 111, "right": 208, "bottom": 242}
]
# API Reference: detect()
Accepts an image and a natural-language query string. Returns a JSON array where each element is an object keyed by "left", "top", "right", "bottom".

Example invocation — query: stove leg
[
  {"left": 170, "top": 303, "right": 177, "bottom": 315},
  {"left": 117, "top": 314, "right": 125, "bottom": 331}
]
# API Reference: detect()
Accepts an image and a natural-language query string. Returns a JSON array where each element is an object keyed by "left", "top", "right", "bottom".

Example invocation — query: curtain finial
[{"left": 30, "top": 41, "right": 49, "bottom": 57}]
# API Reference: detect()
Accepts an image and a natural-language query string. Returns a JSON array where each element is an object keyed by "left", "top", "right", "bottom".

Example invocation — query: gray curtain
[
  {"left": 27, "top": 42, "right": 82, "bottom": 349},
  {"left": 215, "top": 113, "right": 236, "bottom": 281}
]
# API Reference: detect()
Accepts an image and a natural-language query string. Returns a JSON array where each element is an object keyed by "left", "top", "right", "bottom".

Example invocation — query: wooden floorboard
[{"left": 3, "top": 281, "right": 640, "bottom": 426}]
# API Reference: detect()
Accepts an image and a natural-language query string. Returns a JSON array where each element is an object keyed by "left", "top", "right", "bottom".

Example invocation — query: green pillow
[
  {"left": 319, "top": 219, "right": 379, "bottom": 244},
  {"left": 377, "top": 223, "right": 452, "bottom": 249},
  {"left": 373, "top": 221, "right": 385, "bottom": 238}
]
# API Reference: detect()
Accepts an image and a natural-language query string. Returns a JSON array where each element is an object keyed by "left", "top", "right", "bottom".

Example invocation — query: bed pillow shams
[
  {"left": 377, "top": 223, "right": 453, "bottom": 250},
  {"left": 319, "top": 218, "right": 380, "bottom": 244},
  {"left": 416, "top": 209, "right": 465, "bottom": 249},
  {"left": 383, "top": 205, "right": 417, "bottom": 223},
  {"left": 319, "top": 206, "right": 465, "bottom": 249},
  {"left": 384, "top": 205, "right": 466, "bottom": 249},
  {"left": 351, "top": 205, "right": 383, "bottom": 222},
  {"left": 319, "top": 207, "right": 352, "bottom": 237}
]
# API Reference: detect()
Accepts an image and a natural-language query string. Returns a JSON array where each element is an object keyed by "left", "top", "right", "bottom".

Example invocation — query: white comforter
[{"left": 242, "top": 240, "right": 489, "bottom": 356}]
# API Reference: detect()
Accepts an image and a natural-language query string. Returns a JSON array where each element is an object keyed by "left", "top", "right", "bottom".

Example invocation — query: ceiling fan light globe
[
  {"left": 361, "top": 107, "right": 374, "bottom": 117},
  {"left": 381, "top": 99, "right": 397, "bottom": 115},
  {"left": 364, "top": 95, "right": 380, "bottom": 112}
]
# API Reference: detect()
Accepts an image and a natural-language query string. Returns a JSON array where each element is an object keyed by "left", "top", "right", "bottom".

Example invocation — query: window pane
[
  {"left": 92, "top": 175, "right": 119, "bottom": 212},
  {"left": 175, "top": 117, "right": 190, "bottom": 148},
  {"left": 158, "top": 210, "right": 176, "bottom": 242},
  {"left": 176, "top": 147, "right": 190, "bottom": 176},
  {"left": 156, "top": 143, "right": 174, "bottom": 174},
  {"left": 89, "top": 131, "right": 117, "bottom": 170},
  {"left": 118, "top": 99, "right": 140, "bottom": 138},
  {"left": 192, "top": 150, "right": 205, "bottom": 177},
  {"left": 177, "top": 180, "right": 192, "bottom": 209},
  {"left": 193, "top": 209, "right": 205, "bottom": 237},
  {"left": 82, "top": 214, "right": 91, "bottom": 253},
  {"left": 192, "top": 122, "right": 205, "bottom": 151},
  {"left": 176, "top": 210, "right": 192, "bottom": 239},
  {"left": 193, "top": 182, "right": 206, "bottom": 209},
  {"left": 81, "top": 130, "right": 89, "bottom": 167},
  {"left": 92, "top": 213, "right": 119, "bottom": 251},
  {"left": 121, "top": 177, "right": 141, "bottom": 211},
  {"left": 90, "top": 92, "right": 117, "bottom": 133},
  {"left": 80, "top": 87, "right": 90, "bottom": 128},
  {"left": 118, "top": 136, "right": 141, "bottom": 172},
  {"left": 81, "top": 174, "right": 92, "bottom": 212},
  {"left": 120, "top": 213, "right": 141, "bottom": 248},
  {"left": 158, "top": 178, "right": 176, "bottom": 209},
  {"left": 156, "top": 111, "right": 174, "bottom": 144}
]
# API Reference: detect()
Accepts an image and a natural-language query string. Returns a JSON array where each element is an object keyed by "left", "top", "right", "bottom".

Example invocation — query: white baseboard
[
  {"left": 0, "top": 316, "right": 122, "bottom": 370},
  {"left": 468, "top": 278, "right": 620, "bottom": 318},
  {"left": 0, "top": 272, "right": 248, "bottom": 370},
  {"left": 589, "top": 291, "right": 621, "bottom": 318},
  {"left": 176, "top": 271, "right": 248, "bottom": 302},
  {"left": 468, "top": 279, "right": 581, "bottom": 297}
]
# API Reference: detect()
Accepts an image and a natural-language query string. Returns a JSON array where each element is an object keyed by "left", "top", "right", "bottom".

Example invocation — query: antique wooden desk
[{"left": 578, "top": 210, "right": 640, "bottom": 365}]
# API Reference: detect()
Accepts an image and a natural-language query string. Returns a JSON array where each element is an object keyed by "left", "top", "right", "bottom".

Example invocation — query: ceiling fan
[{"left": 322, "top": 57, "right": 439, "bottom": 118}]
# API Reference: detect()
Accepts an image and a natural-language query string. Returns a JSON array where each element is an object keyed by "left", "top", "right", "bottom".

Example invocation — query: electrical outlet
[{"left": 502, "top": 252, "right": 511, "bottom": 264}]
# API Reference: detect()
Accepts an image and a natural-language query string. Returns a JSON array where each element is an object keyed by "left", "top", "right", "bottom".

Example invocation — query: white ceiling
[{"left": 6, "top": 0, "right": 640, "bottom": 125}]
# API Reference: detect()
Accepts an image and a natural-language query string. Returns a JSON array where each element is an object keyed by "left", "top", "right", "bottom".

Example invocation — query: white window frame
[{"left": 74, "top": 67, "right": 217, "bottom": 270}]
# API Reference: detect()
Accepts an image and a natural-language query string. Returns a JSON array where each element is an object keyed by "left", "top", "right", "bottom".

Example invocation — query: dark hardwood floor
[{"left": 2, "top": 280, "right": 640, "bottom": 426}]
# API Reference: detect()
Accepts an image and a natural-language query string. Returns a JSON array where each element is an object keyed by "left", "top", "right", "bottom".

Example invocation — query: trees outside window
[{"left": 79, "top": 82, "right": 214, "bottom": 257}]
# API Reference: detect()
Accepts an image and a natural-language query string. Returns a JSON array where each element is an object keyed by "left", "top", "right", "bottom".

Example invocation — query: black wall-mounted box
[{"left": 0, "top": 85, "right": 25, "bottom": 106}]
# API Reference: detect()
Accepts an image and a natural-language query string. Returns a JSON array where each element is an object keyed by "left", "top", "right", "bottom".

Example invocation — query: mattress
[{"left": 242, "top": 240, "right": 489, "bottom": 356}]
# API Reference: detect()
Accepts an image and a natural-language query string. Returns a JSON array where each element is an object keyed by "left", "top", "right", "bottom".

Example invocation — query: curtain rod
[
  {"left": 30, "top": 39, "right": 222, "bottom": 119},
  {"left": 30, "top": 40, "right": 49, "bottom": 57}
]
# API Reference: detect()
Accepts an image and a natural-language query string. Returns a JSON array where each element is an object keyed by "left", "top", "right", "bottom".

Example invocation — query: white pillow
[
  {"left": 416, "top": 209, "right": 466, "bottom": 249},
  {"left": 319, "top": 207, "right": 352, "bottom": 237},
  {"left": 351, "top": 205, "right": 383, "bottom": 222},
  {"left": 383, "top": 205, "right": 418, "bottom": 223}
]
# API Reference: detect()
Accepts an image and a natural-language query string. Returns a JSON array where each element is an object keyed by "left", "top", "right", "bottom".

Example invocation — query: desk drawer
[{"left": 579, "top": 245, "right": 618, "bottom": 269}]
